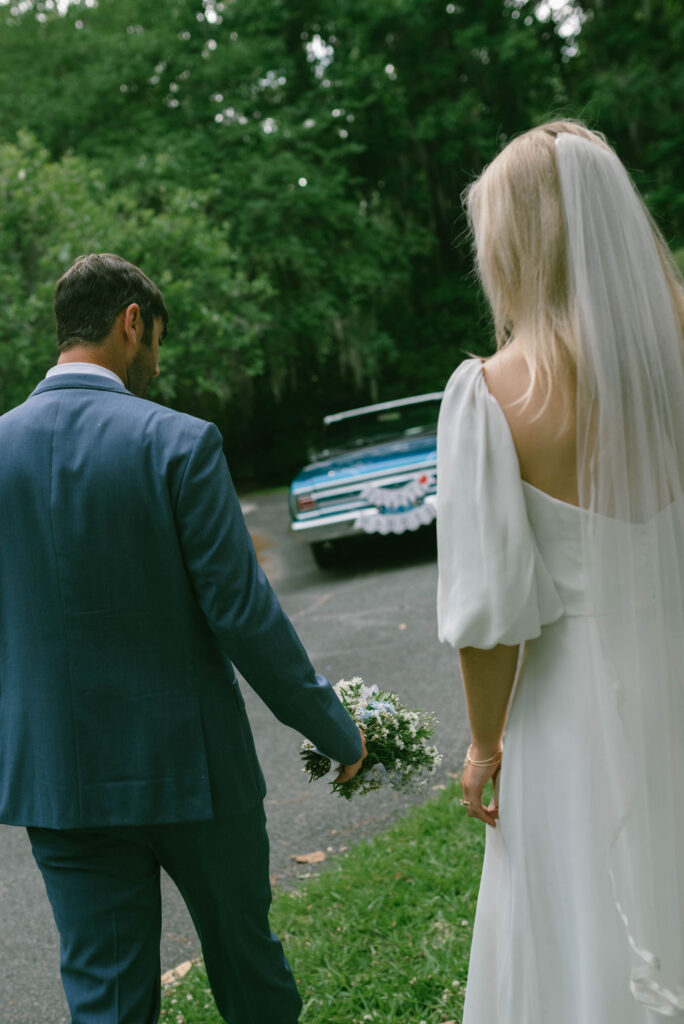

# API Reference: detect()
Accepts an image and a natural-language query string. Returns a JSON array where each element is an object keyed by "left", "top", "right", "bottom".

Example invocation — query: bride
[{"left": 437, "top": 120, "right": 684, "bottom": 1022}]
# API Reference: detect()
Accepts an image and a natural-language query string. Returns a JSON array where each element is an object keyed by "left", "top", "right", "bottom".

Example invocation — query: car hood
[{"left": 291, "top": 433, "right": 437, "bottom": 490}]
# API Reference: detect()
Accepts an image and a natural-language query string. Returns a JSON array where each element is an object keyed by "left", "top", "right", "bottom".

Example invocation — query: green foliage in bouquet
[{"left": 301, "top": 677, "right": 441, "bottom": 800}]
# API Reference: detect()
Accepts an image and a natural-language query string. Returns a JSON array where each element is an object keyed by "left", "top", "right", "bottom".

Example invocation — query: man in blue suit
[{"left": 0, "top": 253, "right": 365, "bottom": 1023}]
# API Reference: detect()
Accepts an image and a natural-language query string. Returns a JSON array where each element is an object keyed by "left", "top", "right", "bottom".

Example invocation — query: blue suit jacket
[{"left": 0, "top": 374, "right": 362, "bottom": 828}]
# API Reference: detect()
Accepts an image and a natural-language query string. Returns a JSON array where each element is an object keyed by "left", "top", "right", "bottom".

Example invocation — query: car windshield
[{"left": 320, "top": 399, "right": 440, "bottom": 454}]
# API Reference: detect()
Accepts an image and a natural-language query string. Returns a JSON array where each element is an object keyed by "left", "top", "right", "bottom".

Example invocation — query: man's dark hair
[{"left": 54, "top": 253, "right": 168, "bottom": 351}]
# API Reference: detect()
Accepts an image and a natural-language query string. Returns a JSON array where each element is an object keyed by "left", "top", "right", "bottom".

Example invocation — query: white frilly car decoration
[{"left": 354, "top": 473, "right": 436, "bottom": 535}]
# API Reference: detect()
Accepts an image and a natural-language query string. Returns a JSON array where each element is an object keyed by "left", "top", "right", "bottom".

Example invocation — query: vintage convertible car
[{"left": 289, "top": 392, "right": 443, "bottom": 567}]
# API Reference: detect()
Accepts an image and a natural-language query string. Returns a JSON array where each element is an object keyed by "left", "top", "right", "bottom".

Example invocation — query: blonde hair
[{"left": 464, "top": 119, "right": 684, "bottom": 419}]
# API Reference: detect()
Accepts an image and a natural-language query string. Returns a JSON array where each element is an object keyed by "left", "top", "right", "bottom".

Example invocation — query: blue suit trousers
[{"left": 27, "top": 806, "right": 301, "bottom": 1024}]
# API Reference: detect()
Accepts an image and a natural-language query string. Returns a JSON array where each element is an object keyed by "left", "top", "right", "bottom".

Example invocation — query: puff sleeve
[{"left": 436, "top": 358, "right": 564, "bottom": 649}]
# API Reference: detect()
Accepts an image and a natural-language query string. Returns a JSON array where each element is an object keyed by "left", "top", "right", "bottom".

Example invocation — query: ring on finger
[{"left": 460, "top": 799, "right": 471, "bottom": 807}]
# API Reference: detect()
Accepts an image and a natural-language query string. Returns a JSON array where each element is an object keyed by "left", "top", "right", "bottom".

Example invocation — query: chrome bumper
[{"left": 290, "top": 493, "right": 437, "bottom": 544}]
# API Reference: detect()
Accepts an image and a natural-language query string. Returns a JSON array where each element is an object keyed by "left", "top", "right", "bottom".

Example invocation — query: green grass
[
  {"left": 243, "top": 484, "right": 289, "bottom": 498},
  {"left": 160, "top": 783, "right": 486, "bottom": 1024}
]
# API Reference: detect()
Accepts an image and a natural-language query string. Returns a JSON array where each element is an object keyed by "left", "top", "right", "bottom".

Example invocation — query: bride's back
[{"left": 483, "top": 341, "right": 579, "bottom": 507}]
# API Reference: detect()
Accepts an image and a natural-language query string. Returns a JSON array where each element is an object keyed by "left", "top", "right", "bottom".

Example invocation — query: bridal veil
[{"left": 557, "top": 131, "right": 684, "bottom": 1014}]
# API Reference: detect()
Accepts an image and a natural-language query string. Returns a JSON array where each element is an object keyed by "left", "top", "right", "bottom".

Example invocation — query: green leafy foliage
[
  {"left": 563, "top": 0, "right": 684, "bottom": 236},
  {"left": 0, "top": 0, "right": 681, "bottom": 479},
  {"left": 0, "top": 132, "right": 271, "bottom": 411}
]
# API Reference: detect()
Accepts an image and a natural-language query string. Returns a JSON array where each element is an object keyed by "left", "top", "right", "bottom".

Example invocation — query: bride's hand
[{"left": 460, "top": 745, "right": 502, "bottom": 828}]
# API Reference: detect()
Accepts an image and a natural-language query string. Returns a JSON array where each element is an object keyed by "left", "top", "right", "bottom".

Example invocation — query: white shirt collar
[{"left": 45, "top": 363, "right": 125, "bottom": 387}]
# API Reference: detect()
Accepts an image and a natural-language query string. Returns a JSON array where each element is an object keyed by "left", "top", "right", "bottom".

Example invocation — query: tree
[
  {"left": 563, "top": 0, "right": 684, "bottom": 240},
  {"left": 0, "top": 0, "right": 680, "bottom": 481},
  {"left": 0, "top": 132, "right": 271, "bottom": 412}
]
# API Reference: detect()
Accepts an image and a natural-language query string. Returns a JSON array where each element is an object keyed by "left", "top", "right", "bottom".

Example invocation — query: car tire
[{"left": 311, "top": 540, "right": 338, "bottom": 569}]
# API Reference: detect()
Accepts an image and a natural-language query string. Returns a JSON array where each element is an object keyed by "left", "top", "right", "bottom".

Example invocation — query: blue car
[{"left": 289, "top": 392, "right": 443, "bottom": 567}]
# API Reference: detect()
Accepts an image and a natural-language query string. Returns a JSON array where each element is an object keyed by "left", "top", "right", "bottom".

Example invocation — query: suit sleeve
[{"left": 174, "top": 422, "right": 363, "bottom": 765}]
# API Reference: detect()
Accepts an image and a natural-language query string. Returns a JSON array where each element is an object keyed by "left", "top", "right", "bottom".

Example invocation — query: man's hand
[{"left": 334, "top": 729, "right": 367, "bottom": 784}]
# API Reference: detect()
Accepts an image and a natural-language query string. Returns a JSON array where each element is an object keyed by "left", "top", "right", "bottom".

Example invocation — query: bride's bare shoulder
[{"left": 481, "top": 344, "right": 531, "bottom": 413}]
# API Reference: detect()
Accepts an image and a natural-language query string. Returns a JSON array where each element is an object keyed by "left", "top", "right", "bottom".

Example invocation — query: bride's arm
[
  {"left": 459, "top": 643, "right": 520, "bottom": 752},
  {"left": 458, "top": 643, "right": 520, "bottom": 827}
]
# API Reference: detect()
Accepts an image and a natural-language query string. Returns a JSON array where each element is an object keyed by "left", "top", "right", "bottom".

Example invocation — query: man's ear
[{"left": 122, "top": 303, "right": 143, "bottom": 345}]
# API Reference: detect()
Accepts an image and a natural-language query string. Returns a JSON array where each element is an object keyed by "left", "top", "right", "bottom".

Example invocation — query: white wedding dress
[{"left": 437, "top": 357, "right": 682, "bottom": 1023}]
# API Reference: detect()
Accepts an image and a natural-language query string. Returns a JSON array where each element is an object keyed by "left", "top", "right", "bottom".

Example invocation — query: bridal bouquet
[{"left": 301, "top": 677, "right": 441, "bottom": 800}]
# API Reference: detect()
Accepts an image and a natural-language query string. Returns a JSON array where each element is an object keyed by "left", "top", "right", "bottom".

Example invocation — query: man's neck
[
  {"left": 57, "top": 345, "right": 127, "bottom": 386},
  {"left": 58, "top": 348, "right": 113, "bottom": 371}
]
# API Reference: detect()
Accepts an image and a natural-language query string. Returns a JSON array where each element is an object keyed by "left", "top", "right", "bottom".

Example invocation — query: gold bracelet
[{"left": 464, "top": 745, "right": 502, "bottom": 768}]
